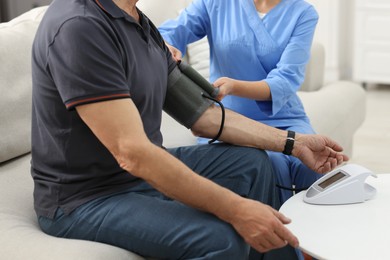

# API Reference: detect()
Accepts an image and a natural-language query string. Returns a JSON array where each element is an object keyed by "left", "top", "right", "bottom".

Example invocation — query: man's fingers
[
  {"left": 273, "top": 210, "right": 291, "bottom": 224},
  {"left": 266, "top": 232, "right": 289, "bottom": 249},
  {"left": 253, "top": 234, "right": 287, "bottom": 253},
  {"left": 340, "top": 153, "right": 349, "bottom": 162},
  {"left": 323, "top": 135, "right": 344, "bottom": 152},
  {"left": 275, "top": 224, "right": 299, "bottom": 248},
  {"left": 273, "top": 211, "right": 299, "bottom": 248}
]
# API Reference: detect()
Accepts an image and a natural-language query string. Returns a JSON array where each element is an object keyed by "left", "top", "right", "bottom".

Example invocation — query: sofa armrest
[
  {"left": 300, "top": 42, "right": 325, "bottom": 92},
  {"left": 298, "top": 81, "right": 366, "bottom": 156},
  {"left": 161, "top": 112, "right": 197, "bottom": 148}
]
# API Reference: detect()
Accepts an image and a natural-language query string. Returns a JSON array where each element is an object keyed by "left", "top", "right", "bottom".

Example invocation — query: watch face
[{"left": 318, "top": 171, "right": 348, "bottom": 189}]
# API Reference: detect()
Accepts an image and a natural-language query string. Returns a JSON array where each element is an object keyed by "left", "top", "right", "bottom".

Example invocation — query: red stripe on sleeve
[
  {"left": 66, "top": 93, "right": 130, "bottom": 109},
  {"left": 95, "top": 0, "right": 107, "bottom": 12}
]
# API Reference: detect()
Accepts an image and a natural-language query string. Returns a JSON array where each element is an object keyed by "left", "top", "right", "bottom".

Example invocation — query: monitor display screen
[{"left": 318, "top": 172, "right": 347, "bottom": 189}]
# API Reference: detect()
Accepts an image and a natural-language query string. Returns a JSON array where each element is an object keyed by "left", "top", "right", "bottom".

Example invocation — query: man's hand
[
  {"left": 293, "top": 134, "right": 349, "bottom": 174},
  {"left": 229, "top": 199, "right": 299, "bottom": 253},
  {"left": 165, "top": 42, "right": 182, "bottom": 61}
]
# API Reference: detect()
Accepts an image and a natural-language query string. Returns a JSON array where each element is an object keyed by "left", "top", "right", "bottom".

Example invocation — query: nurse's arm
[{"left": 213, "top": 77, "right": 271, "bottom": 101}]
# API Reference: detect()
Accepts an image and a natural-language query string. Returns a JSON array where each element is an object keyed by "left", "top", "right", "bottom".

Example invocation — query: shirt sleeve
[
  {"left": 147, "top": 16, "right": 177, "bottom": 73},
  {"left": 158, "top": 0, "right": 210, "bottom": 56},
  {"left": 261, "top": 5, "right": 319, "bottom": 116},
  {"left": 47, "top": 16, "right": 131, "bottom": 110}
]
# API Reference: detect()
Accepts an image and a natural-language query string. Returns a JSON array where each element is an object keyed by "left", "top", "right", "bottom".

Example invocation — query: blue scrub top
[{"left": 159, "top": 0, "right": 318, "bottom": 129}]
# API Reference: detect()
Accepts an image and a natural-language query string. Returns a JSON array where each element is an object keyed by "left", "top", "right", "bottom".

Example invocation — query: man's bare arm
[
  {"left": 192, "top": 105, "right": 349, "bottom": 174},
  {"left": 76, "top": 99, "right": 233, "bottom": 211},
  {"left": 76, "top": 98, "right": 298, "bottom": 253}
]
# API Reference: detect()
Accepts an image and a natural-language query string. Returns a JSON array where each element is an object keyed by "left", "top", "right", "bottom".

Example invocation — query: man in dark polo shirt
[{"left": 31, "top": 0, "right": 348, "bottom": 259}]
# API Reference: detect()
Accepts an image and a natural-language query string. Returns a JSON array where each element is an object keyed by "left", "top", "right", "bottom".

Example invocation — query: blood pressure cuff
[{"left": 163, "top": 61, "right": 216, "bottom": 129}]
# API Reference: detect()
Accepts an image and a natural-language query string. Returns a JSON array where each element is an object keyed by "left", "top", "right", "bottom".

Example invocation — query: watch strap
[{"left": 283, "top": 130, "right": 295, "bottom": 155}]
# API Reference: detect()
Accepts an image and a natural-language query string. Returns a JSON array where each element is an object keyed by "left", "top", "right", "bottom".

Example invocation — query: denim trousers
[
  {"left": 266, "top": 124, "right": 322, "bottom": 204},
  {"left": 38, "top": 143, "right": 297, "bottom": 260}
]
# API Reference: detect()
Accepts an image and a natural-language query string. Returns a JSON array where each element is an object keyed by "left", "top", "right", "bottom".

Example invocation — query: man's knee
[
  {"left": 233, "top": 147, "right": 280, "bottom": 208},
  {"left": 237, "top": 147, "right": 274, "bottom": 177}
]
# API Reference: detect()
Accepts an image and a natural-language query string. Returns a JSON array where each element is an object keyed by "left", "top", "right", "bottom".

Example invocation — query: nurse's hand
[
  {"left": 213, "top": 77, "right": 236, "bottom": 101},
  {"left": 165, "top": 42, "right": 182, "bottom": 62},
  {"left": 213, "top": 77, "right": 271, "bottom": 101}
]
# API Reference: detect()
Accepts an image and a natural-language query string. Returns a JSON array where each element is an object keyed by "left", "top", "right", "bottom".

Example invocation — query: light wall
[{"left": 307, "top": 0, "right": 355, "bottom": 83}]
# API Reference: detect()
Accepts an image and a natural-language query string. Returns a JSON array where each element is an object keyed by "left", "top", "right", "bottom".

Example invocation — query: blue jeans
[
  {"left": 38, "top": 143, "right": 296, "bottom": 259},
  {"left": 267, "top": 125, "right": 322, "bottom": 205},
  {"left": 267, "top": 150, "right": 322, "bottom": 204}
]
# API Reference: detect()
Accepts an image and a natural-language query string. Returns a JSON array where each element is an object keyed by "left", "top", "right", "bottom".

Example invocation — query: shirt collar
[
  {"left": 94, "top": 0, "right": 148, "bottom": 25},
  {"left": 94, "top": 0, "right": 126, "bottom": 18},
  {"left": 94, "top": 0, "right": 151, "bottom": 41}
]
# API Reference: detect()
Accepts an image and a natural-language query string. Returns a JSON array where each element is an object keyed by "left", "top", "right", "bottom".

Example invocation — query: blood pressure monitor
[{"left": 303, "top": 164, "right": 377, "bottom": 205}]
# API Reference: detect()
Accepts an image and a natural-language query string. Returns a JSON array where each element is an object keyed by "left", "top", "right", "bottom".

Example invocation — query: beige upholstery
[
  {"left": 0, "top": 3, "right": 366, "bottom": 259},
  {"left": 0, "top": 7, "right": 145, "bottom": 260},
  {"left": 0, "top": 7, "right": 45, "bottom": 162},
  {"left": 0, "top": 155, "right": 143, "bottom": 260},
  {"left": 300, "top": 42, "right": 325, "bottom": 92}
]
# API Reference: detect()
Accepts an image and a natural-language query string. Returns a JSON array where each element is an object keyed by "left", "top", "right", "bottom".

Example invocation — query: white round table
[{"left": 279, "top": 173, "right": 390, "bottom": 260}]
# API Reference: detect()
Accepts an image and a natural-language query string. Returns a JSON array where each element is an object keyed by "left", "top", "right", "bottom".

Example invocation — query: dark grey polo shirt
[{"left": 31, "top": 0, "right": 176, "bottom": 218}]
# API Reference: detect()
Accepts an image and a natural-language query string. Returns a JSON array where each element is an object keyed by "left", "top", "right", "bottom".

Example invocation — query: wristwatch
[{"left": 282, "top": 130, "right": 295, "bottom": 155}]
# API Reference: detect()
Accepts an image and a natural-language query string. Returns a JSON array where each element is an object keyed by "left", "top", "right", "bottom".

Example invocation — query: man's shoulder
[{"left": 41, "top": 1, "right": 109, "bottom": 35}]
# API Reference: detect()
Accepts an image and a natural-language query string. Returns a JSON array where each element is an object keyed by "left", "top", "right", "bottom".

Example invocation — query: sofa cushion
[
  {"left": 298, "top": 81, "right": 366, "bottom": 156},
  {"left": 186, "top": 37, "right": 210, "bottom": 81},
  {"left": 0, "top": 154, "right": 144, "bottom": 260},
  {"left": 0, "top": 6, "right": 47, "bottom": 163},
  {"left": 300, "top": 42, "right": 325, "bottom": 92}
]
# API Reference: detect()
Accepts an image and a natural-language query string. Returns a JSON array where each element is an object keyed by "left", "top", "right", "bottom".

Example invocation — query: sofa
[{"left": 0, "top": 4, "right": 366, "bottom": 260}]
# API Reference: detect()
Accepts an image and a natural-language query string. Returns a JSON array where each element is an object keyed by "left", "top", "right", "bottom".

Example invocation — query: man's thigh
[
  {"left": 168, "top": 143, "right": 278, "bottom": 205},
  {"left": 39, "top": 144, "right": 276, "bottom": 259},
  {"left": 39, "top": 188, "right": 248, "bottom": 259}
]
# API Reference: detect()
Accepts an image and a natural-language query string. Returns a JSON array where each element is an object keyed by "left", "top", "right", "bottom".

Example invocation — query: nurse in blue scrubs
[{"left": 159, "top": 0, "right": 322, "bottom": 204}]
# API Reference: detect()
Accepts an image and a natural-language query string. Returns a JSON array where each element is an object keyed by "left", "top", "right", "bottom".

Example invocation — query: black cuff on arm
[{"left": 163, "top": 65, "right": 213, "bottom": 129}]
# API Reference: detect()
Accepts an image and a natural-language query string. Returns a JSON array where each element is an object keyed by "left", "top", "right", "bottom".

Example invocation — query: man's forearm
[
  {"left": 192, "top": 105, "right": 348, "bottom": 174},
  {"left": 127, "top": 143, "right": 243, "bottom": 222},
  {"left": 192, "top": 105, "right": 288, "bottom": 153}
]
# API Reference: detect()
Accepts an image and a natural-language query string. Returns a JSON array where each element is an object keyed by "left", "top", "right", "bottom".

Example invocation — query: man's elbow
[{"left": 113, "top": 139, "right": 154, "bottom": 176}]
